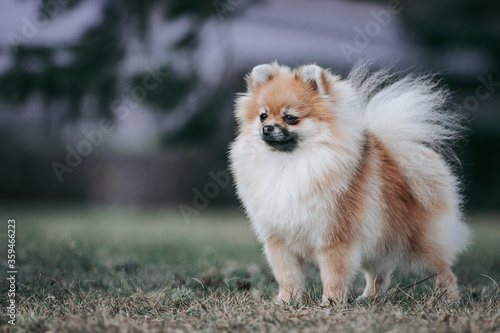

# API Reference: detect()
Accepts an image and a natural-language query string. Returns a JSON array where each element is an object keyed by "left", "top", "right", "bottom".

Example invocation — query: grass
[{"left": 0, "top": 206, "right": 499, "bottom": 332}]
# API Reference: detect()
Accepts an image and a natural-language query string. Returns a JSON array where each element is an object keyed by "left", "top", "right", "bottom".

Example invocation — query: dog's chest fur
[{"left": 232, "top": 140, "right": 360, "bottom": 255}]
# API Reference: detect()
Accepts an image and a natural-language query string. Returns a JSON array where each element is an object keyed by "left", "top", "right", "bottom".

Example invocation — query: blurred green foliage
[
  {"left": 0, "top": 3, "right": 124, "bottom": 120},
  {"left": 0, "top": 0, "right": 499, "bottom": 210},
  {"left": 0, "top": 0, "right": 256, "bottom": 139},
  {"left": 402, "top": 0, "right": 500, "bottom": 51}
]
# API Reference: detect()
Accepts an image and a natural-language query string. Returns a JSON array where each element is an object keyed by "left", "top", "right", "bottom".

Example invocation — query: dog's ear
[
  {"left": 246, "top": 64, "right": 275, "bottom": 91},
  {"left": 297, "top": 64, "right": 330, "bottom": 96}
]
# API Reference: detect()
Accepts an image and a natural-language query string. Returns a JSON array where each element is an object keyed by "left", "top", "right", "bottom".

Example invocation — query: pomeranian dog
[{"left": 229, "top": 62, "right": 470, "bottom": 305}]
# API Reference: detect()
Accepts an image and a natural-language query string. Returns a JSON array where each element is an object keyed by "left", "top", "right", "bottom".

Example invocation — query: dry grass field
[{"left": 0, "top": 206, "right": 499, "bottom": 332}]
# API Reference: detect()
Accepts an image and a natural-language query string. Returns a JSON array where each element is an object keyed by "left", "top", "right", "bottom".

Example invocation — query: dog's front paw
[
  {"left": 355, "top": 295, "right": 367, "bottom": 302},
  {"left": 319, "top": 300, "right": 330, "bottom": 307},
  {"left": 274, "top": 297, "right": 288, "bottom": 307},
  {"left": 320, "top": 293, "right": 345, "bottom": 307},
  {"left": 275, "top": 292, "right": 302, "bottom": 306},
  {"left": 274, "top": 293, "right": 291, "bottom": 306},
  {"left": 320, "top": 296, "right": 335, "bottom": 307}
]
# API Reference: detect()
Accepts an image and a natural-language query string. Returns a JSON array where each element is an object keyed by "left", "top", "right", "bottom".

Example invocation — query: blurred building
[{"left": 0, "top": 0, "right": 498, "bottom": 210}]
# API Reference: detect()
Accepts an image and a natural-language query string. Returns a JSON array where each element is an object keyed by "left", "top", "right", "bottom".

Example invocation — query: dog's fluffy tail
[
  {"left": 347, "top": 64, "right": 464, "bottom": 163},
  {"left": 347, "top": 64, "right": 469, "bottom": 260}
]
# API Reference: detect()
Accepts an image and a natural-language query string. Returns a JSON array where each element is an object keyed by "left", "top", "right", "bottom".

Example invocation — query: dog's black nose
[{"left": 262, "top": 125, "right": 274, "bottom": 135}]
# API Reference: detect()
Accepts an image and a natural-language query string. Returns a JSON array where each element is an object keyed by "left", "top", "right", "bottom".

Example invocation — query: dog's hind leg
[
  {"left": 358, "top": 268, "right": 392, "bottom": 300},
  {"left": 421, "top": 253, "right": 460, "bottom": 301}
]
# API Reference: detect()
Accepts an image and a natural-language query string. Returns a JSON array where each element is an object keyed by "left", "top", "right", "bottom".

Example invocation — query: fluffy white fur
[{"left": 229, "top": 63, "right": 470, "bottom": 304}]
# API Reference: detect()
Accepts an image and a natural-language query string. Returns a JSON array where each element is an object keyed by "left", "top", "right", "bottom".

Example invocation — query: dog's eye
[
  {"left": 283, "top": 115, "right": 298, "bottom": 124},
  {"left": 260, "top": 113, "right": 268, "bottom": 122}
]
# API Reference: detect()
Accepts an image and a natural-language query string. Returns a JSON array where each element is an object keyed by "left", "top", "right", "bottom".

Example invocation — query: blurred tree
[
  {"left": 0, "top": 0, "right": 258, "bottom": 142},
  {"left": 401, "top": 0, "right": 500, "bottom": 73}
]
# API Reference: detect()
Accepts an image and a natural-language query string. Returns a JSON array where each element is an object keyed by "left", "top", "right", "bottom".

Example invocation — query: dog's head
[{"left": 234, "top": 62, "right": 353, "bottom": 153}]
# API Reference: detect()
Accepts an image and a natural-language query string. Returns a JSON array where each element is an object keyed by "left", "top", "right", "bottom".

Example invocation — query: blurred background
[{"left": 0, "top": 0, "right": 499, "bottom": 214}]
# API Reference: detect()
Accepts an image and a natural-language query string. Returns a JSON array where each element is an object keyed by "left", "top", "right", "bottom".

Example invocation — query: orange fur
[
  {"left": 230, "top": 63, "right": 468, "bottom": 305},
  {"left": 265, "top": 235, "right": 305, "bottom": 302},
  {"left": 243, "top": 70, "right": 336, "bottom": 126}
]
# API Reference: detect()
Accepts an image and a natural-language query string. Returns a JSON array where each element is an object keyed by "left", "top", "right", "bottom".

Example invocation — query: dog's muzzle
[{"left": 261, "top": 124, "right": 298, "bottom": 152}]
